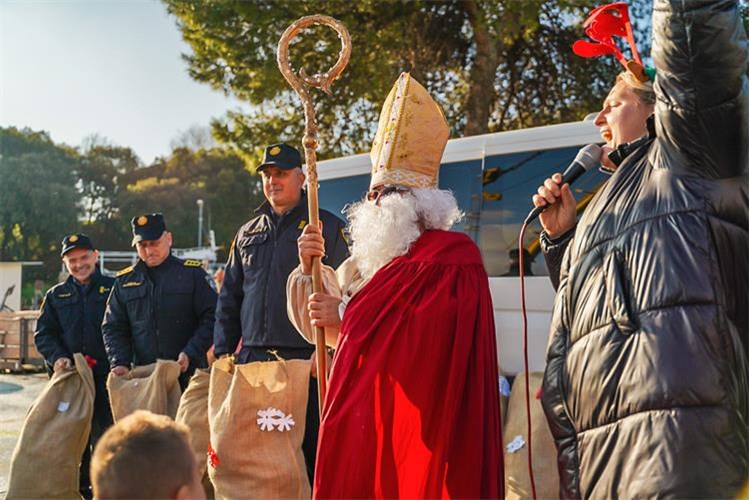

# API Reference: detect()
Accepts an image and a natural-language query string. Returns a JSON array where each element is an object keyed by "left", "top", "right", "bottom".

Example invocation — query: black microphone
[{"left": 524, "top": 144, "right": 601, "bottom": 225}]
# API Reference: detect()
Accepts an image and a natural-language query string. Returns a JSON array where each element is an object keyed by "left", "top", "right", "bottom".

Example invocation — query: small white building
[{"left": 0, "top": 261, "right": 42, "bottom": 312}]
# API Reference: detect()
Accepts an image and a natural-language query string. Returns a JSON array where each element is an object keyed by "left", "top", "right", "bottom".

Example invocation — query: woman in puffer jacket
[{"left": 532, "top": 0, "right": 748, "bottom": 497}]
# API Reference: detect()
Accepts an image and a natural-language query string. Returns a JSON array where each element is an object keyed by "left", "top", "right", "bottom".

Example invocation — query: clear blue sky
[{"left": 1, "top": 0, "right": 242, "bottom": 164}]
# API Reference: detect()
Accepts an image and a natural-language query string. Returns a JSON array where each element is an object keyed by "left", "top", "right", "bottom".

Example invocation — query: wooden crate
[{"left": 0, "top": 311, "right": 44, "bottom": 372}]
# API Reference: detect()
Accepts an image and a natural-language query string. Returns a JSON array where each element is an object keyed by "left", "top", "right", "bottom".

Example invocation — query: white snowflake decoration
[
  {"left": 277, "top": 413, "right": 295, "bottom": 432},
  {"left": 257, "top": 407, "right": 295, "bottom": 432},
  {"left": 506, "top": 434, "right": 526, "bottom": 454},
  {"left": 257, "top": 408, "right": 277, "bottom": 431}
]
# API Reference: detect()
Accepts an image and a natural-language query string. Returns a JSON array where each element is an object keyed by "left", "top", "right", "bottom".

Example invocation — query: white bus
[{"left": 316, "top": 117, "right": 603, "bottom": 375}]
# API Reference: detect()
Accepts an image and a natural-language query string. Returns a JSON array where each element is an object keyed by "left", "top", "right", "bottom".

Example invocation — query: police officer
[
  {"left": 34, "top": 233, "right": 115, "bottom": 499},
  {"left": 214, "top": 143, "right": 349, "bottom": 480},
  {"left": 102, "top": 214, "right": 216, "bottom": 389}
]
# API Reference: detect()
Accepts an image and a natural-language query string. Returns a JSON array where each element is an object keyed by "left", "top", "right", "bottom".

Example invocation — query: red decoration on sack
[
  {"left": 572, "top": 2, "right": 646, "bottom": 79},
  {"left": 535, "top": 387, "right": 542, "bottom": 400},
  {"left": 207, "top": 443, "right": 220, "bottom": 469},
  {"left": 84, "top": 355, "right": 97, "bottom": 368}
]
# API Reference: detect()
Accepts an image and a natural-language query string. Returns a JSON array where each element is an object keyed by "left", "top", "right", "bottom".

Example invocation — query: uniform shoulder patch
[
  {"left": 116, "top": 266, "right": 133, "bottom": 277},
  {"left": 183, "top": 259, "right": 203, "bottom": 267},
  {"left": 245, "top": 226, "right": 266, "bottom": 236}
]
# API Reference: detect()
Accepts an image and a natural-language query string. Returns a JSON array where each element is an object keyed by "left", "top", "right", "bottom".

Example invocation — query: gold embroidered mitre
[{"left": 370, "top": 72, "right": 449, "bottom": 190}]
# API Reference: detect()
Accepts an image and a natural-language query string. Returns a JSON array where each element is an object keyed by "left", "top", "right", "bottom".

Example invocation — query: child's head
[{"left": 91, "top": 410, "right": 205, "bottom": 500}]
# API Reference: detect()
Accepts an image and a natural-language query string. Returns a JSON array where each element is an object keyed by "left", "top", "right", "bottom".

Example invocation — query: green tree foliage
[
  {"left": 78, "top": 143, "right": 142, "bottom": 250},
  {"left": 163, "top": 0, "right": 644, "bottom": 161},
  {"left": 75, "top": 143, "right": 159, "bottom": 251},
  {"left": 2, "top": 125, "right": 262, "bottom": 283},
  {"left": 1, "top": 127, "right": 67, "bottom": 158},
  {"left": 105, "top": 147, "right": 263, "bottom": 254},
  {"left": 72, "top": 130, "right": 264, "bottom": 257},
  {"left": 79, "top": 145, "right": 140, "bottom": 224},
  {"left": 0, "top": 127, "right": 79, "bottom": 264},
  {"left": 164, "top": 147, "right": 264, "bottom": 250}
]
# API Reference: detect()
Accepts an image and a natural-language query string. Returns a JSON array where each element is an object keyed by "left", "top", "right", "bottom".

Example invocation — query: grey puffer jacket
[{"left": 541, "top": 1, "right": 748, "bottom": 498}]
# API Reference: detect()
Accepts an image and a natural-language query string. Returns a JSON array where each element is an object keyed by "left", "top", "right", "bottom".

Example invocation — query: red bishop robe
[{"left": 314, "top": 230, "right": 504, "bottom": 499}]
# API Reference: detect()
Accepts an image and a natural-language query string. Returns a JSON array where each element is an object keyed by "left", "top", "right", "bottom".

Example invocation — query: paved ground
[{"left": 0, "top": 371, "right": 47, "bottom": 495}]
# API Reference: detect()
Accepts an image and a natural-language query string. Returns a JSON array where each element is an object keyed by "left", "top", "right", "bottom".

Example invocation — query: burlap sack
[
  {"left": 207, "top": 357, "right": 311, "bottom": 500},
  {"left": 504, "top": 372, "right": 560, "bottom": 500},
  {"left": 107, "top": 359, "right": 182, "bottom": 421},
  {"left": 6, "top": 353, "right": 94, "bottom": 499},
  {"left": 176, "top": 369, "right": 211, "bottom": 476}
]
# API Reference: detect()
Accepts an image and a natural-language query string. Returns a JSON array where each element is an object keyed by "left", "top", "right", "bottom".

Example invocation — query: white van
[{"left": 316, "top": 117, "right": 603, "bottom": 375}]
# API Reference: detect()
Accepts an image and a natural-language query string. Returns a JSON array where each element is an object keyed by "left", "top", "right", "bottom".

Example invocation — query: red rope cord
[{"left": 518, "top": 221, "right": 537, "bottom": 500}]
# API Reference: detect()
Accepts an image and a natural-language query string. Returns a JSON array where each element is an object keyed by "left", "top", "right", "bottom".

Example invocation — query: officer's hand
[
  {"left": 53, "top": 357, "right": 71, "bottom": 373},
  {"left": 309, "top": 350, "right": 332, "bottom": 379},
  {"left": 308, "top": 292, "right": 342, "bottom": 328},
  {"left": 531, "top": 172, "right": 577, "bottom": 238},
  {"left": 177, "top": 352, "right": 189, "bottom": 373},
  {"left": 298, "top": 223, "right": 326, "bottom": 275},
  {"left": 111, "top": 365, "right": 130, "bottom": 377}
]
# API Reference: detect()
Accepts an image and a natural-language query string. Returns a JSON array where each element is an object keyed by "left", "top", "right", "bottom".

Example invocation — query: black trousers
[
  {"left": 237, "top": 346, "right": 320, "bottom": 484},
  {"left": 79, "top": 373, "right": 114, "bottom": 498}
]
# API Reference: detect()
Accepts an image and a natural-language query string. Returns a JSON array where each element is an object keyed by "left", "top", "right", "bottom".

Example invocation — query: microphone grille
[{"left": 575, "top": 144, "right": 602, "bottom": 171}]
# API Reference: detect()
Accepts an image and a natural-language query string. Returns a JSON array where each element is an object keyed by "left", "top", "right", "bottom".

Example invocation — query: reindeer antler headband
[{"left": 572, "top": 2, "right": 655, "bottom": 82}]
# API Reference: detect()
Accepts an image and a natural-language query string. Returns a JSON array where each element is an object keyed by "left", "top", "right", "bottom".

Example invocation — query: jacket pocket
[
  {"left": 603, "top": 249, "right": 638, "bottom": 335},
  {"left": 239, "top": 232, "right": 269, "bottom": 270},
  {"left": 121, "top": 285, "right": 147, "bottom": 302},
  {"left": 53, "top": 294, "right": 80, "bottom": 323}
]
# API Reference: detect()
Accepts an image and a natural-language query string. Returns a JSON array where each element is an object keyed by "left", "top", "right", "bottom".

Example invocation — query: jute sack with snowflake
[
  {"left": 503, "top": 372, "right": 559, "bottom": 500},
  {"left": 107, "top": 359, "right": 182, "bottom": 421},
  {"left": 207, "top": 357, "right": 311, "bottom": 499},
  {"left": 7, "top": 353, "right": 94, "bottom": 499}
]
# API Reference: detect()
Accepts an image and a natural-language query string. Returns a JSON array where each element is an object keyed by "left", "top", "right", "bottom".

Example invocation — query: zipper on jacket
[
  {"left": 77, "top": 284, "right": 87, "bottom": 355},
  {"left": 148, "top": 280, "right": 160, "bottom": 356}
]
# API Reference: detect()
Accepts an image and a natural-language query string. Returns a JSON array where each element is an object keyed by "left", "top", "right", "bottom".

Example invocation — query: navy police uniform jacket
[
  {"left": 214, "top": 193, "right": 349, "bottom": 360},
  {"left": 102, "top": 255, "right": 217, "bottom": 373},
  {"left": 35, "top": 268, "right": 114, "bottom": 376}
]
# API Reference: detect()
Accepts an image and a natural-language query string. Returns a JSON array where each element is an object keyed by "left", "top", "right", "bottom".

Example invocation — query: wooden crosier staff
[{"left": 277, "top": 16, "right": 351, "bottom": 415}]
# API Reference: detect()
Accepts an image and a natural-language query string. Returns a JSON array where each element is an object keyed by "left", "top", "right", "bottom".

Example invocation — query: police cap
[
  {"left": 61, "top": 233, "right": 95, "bottom": 257},
  {"left": 257, "top": 143, "right": 302, "bottom": 172},
  {"left": 131, "top": 213, "right": 167, "bottom": 246}
]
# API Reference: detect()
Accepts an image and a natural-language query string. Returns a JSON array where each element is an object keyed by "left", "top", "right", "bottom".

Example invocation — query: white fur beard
[{"left": 346, "top": 188, "right": 463, "bottom": 280}]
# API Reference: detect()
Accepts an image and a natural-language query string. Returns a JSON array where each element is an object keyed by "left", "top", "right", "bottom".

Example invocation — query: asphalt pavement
[{"left": 0, "top": 372, "right": 48, "bottom": 495}]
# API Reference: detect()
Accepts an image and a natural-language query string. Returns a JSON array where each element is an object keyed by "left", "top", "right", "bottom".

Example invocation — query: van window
[
  {"left": 316, "top": 144, "right": 606, "bottom": 278},
  {"left": 318, "top": 174, "right": 369, "bottom": 218},
  {"left": 479, "top": 146, "right": 607, "bottom": 277},
  {"left": 318, "top": 159, "right": 484, "bottom": 238}
]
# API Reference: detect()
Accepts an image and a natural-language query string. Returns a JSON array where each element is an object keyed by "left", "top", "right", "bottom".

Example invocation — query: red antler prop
[{"left": 573, "top": 2, "right": 646, "bottom": 79}]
